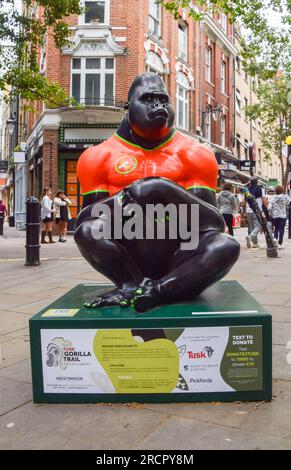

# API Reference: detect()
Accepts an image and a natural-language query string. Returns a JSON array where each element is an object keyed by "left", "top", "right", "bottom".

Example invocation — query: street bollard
[
  {"left": 0, "top": 213, "right": 3, "bottom": 236},
  {"left": 289, "top": 203, "right": 291, "bottom": 240},
  {"left": 25, "top": 197, "right": 41, "bottom": 266}
]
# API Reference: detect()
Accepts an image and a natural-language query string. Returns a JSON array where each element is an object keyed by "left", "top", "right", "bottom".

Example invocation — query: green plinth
[{"left": 29, "top": 281, "right": 272, "bottom": 403}]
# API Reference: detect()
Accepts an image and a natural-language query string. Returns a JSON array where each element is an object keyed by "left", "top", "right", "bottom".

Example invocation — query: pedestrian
[
  {"left": 217, "top": 183, "right": 237, "bottom": 236},
  {"left": 40, "top": 187, "right": 56, "bottom": 244},
  {"left": 268, "top": 185, "right": 290, "bottom": 249},
  {"left": 245, "top": 176, "right": 265, "bottom": 249},
  {"left": 54, "top": 190, "right": 72, "bottom": 243},
  {"left": 0, "top": 199, "right": 8, "bottom": 236}
]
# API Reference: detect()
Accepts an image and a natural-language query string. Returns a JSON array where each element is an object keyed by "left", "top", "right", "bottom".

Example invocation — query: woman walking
[
  {"left": 54, "top": 191, "right": 72, "bottom": 242},
  {"left": 217, "top": 183, "right": 237, "bottom": 236},
  {"left": 41, "top": 187, "right": 56, "bottom": 244},
  {"left": 269, "top": 185, "right": 290, "bottom": 249}
]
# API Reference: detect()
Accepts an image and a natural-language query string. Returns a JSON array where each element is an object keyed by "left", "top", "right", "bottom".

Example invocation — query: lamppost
[
  {"left": 286, "top": 135, "right": 291, "bottom": 239},
  {"left": 6, "top": 114, "right": 17, "bottom": 227},
  {"left": 201, "top": 104, "right": 222, "bottom": 139}
]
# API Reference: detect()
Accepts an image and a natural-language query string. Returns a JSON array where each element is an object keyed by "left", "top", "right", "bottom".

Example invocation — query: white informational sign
[{"left": 41, "top": 326, "right": 263, "bottom": 395}]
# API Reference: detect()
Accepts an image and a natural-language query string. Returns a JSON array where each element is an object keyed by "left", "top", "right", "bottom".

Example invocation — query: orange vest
[{"left": 77, "top": 131, "right": 218, "bottom": 197}]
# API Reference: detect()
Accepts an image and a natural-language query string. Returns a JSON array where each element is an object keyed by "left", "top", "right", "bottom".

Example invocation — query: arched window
[
  {"left": 176, "top": 72, "right": 190, "bottom": 130},
  {"left": 145, "top": 51, "right": 164, "bottom": 77}
]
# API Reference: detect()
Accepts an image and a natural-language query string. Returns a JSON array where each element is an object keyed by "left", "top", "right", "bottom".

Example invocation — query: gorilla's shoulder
[
  {"left": 78, "top": 138, "right": 114, "bottom": 163},
  {"left": 176, "top": 133, "right": 216, "bottom": 162}
]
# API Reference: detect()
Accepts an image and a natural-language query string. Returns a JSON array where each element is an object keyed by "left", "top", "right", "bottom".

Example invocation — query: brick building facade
[{"left": 22, "top": 1, "right": 243, "bottom": 228}]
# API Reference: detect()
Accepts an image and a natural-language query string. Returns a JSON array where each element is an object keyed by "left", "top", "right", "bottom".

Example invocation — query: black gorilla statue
[{"left": 75, "top": 73, "right": 240, "bottom": 312}]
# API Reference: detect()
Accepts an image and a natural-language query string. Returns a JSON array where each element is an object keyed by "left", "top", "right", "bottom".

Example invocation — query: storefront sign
[
  {"left": 0, "top": 161, "right": 8, "bottom": 173},
  {"left": 41, "top": 326, "right": 263, "bottom": 394},
  {"left": 239, "top": 160, "right": 255, "bottom": 171},
  {"left": 13, "top": 151, "right": 26, "bottom": 163}
]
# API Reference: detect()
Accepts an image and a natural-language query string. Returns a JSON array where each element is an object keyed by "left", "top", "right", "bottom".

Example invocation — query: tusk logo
[
  {"left": 115, "top": 155, "right": 138, "bottom": 174},
  {"left": 203, "top": 346, "right": 214, "bottom": 358}
]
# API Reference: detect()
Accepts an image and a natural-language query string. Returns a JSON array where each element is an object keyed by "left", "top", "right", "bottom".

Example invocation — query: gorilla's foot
[
  {"left": 84, "top": 285, "right": 137, "bottom": 308},
  {"left": 131, "top": 278, "right": 162, "bottom": 313}
]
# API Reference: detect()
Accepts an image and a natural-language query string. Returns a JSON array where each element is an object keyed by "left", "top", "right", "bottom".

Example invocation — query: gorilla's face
[{"left": 127, "top": 74, "right": 174, "bottom": 141}]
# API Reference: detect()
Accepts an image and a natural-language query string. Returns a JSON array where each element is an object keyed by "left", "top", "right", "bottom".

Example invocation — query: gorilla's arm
[
  {"left": 76, "top": 192, "right": 110, "bottom": 229},
  {"left": 187, "top": 187, "right": 217, "bottom": 207}
]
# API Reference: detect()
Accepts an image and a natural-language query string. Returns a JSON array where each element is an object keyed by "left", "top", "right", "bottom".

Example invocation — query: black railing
[{"left": 72, "top": 97, "right": 126, "bottom": 108}]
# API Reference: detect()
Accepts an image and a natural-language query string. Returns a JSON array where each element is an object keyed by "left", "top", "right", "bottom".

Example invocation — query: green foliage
[
  {"left": 0, "top": 0, "right": 82, "bottom": 107},
  {"left": 246, "top": 75, "right": 291, "bottom": 187},
  {"left": 158, "top": 1, "right": 290, "bottom": 75}
]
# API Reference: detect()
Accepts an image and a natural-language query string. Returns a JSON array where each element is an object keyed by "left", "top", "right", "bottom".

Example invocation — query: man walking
[{"left": 245, "top": 176, "right": 264, "bottom": 248}]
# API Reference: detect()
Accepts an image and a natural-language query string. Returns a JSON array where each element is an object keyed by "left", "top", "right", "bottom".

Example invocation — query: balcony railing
[{"left": 72, "top": 97, "right": 126, "bottom": 108}]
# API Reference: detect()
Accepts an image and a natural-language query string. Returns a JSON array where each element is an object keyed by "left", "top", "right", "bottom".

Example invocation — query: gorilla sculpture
[{"left": 75, "top": 73, "right": 240, "bottom": 312}]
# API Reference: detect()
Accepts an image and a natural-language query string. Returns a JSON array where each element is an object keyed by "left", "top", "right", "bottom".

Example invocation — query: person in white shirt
[
  {"left": 269, "top": 185, "right": 291, "bottom": 249},
  {"left": 54, "top": 191, "right": 72, "bottom": 243},
  {"left": 40, "top": 187, "right": 56, "bottom": 244}
]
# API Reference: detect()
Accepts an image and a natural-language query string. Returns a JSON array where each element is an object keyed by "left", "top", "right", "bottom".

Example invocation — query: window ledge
[
  {"left": 77, "top": 23, "right": 111, "bottom": 29},
  {"left": 221, "top": 92, "right": 229, "bottom": 98},
  {"left": 205, "top": 80, "right": 215, "bottom": 87}
]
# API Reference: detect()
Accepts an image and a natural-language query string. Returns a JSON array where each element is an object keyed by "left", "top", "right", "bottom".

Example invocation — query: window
[
  {"left": 206, "top": 0, "right": 214, "bottom": 17},
  {"left": 145, "top": 50, "right": 164, "bottom": 77},
  {"left": 235, "top": 89, "right": 242, "bottom": 114},
  {"left": 221, "top": 114, "right": 226, "bottom": 147},
  {"left": 236, "top": 134, "right": 241, "bottom": 158},
  {"left": 149, "top": 0, "right": 161, "bottom": 37},
  {"left": 244, "top": 97, "right": 248, "bottom": 120},
  {"left": 236, "top": 56, "right": 241, "bottom": 73},
  {"left": 244, "top": 139, "right": 248, "bottom": 159},
  {"left": 178, "top": 22, "right": 188, "bottom": 61},
  {"left": 71, "top": 57, "right": 114, "bottom": 106},
  {"left": 221, "top": 61, "right": 226, "bottom": 94},
  {"left": 82, "top": 1, "right": 109, "bottom": 24},
  {"left": 220, "top": 14, "right": 227, "bottom": 33},
  {"left": 258, "top": 120, "right": 262, "bottom": 133},
  {"left": 205, "top": 107, "right": 211, "bottom": 141},
  {"left": 205, "top": 46, "right": 212, "bottom": 82},
  {"left": 244, "top": 69, "right": 248, "bottom": 82},
  {"left": 176, "top": 72, "right": 189, "bottom": 130}
]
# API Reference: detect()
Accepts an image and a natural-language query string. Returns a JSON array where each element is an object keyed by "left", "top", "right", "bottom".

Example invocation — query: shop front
[{"left": 59, "top": 123, "right": 120, "bottom": 230}]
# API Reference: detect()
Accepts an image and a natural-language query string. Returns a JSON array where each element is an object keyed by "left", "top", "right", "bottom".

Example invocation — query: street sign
[
  {"left": 218, "top": 163, "right": 229, "bottom": 170},
  {"left": 239, "top": 160, "right": 255, "bottom": 171},
  {"left": 0, "top": 161, "right": 8, "bottom": 173},
  {"left": 13, "top": 151, "right": 26, "bottom": 163}
]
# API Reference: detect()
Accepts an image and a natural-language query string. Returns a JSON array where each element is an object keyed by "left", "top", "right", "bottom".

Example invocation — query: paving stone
[
  {"left": 0, "top": 310, "right": 29, "bottom": 335},
  {"left": 273, "top": 322, "right": 291, "bottom": 346},
  {"left": 264, "top": 283, "right": 291, "bottom": 294},
  {"left": 0, "top": 377, "right": 32, "bottom": 416},
  {"left": 0, "top": 330, "right": 30, "bottom": 368},
  {"left": 0, "top": 359, "right": 32, "bottom": 384},
  {"left": 251, "top": 292, "right": 291, "bottom": 306},
  {"left": 266, "top": 306, "right": 291, "bottom": 324},
  {"left": 0, "top": 402, "right": 165, "bottom": 450},
  {"left": 240, "top": 381, "right": 291, "bottom": 439},
  {"left": 143, "top": 401, "right": 253, "bottom": 428},
  {"left": 273, "top": 345, "right": 291, "bottom": 380},
  {"left": 135, "top": 415, "right": 291, "bottom": 450}
]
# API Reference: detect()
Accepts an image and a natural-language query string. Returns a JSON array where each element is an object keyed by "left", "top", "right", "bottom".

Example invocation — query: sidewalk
[{"left": 0, "top": 224, "right": 291, "bottom": 450}]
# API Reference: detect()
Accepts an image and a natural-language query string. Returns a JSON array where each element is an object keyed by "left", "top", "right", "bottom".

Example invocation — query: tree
[
  {"left": 158, "top": 1, "right": 290, "bottom": 74},
  {"left": 246, "top": 74, "right": 291, "bottom": 188},
  {"left": 0, "top": 0, "right": 82, "bottom": 108}
]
